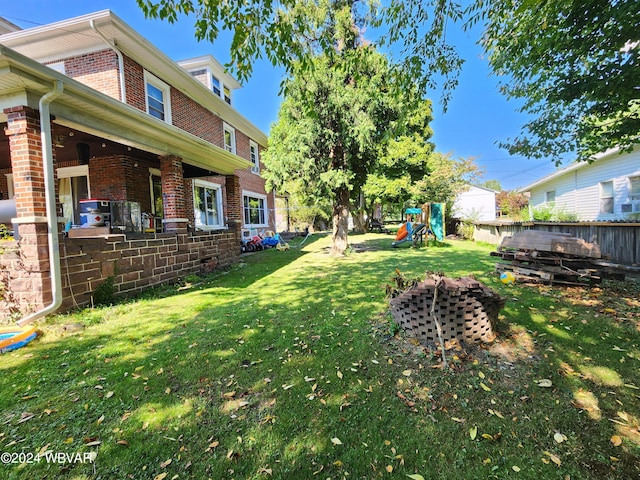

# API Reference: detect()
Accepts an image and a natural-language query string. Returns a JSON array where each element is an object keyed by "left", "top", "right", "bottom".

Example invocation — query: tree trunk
[
  {"left": 331, "top": 187, "right": 351, "bottom": 256},
  {"left": 352, "top": 191, "right": 367, "bottom": 233}
]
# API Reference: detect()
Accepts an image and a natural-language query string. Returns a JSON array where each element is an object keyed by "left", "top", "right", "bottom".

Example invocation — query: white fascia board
[
  {"left": 0, "top": 10, "right": 267, "bottom": 147},
  {"left": 177, "top": 54, "right": 242, "bottom": 90},
  {"left": 0, "top": 45, "right": 251, "bottom": 174},
  {"left": 518, "top": 161, "right": 588, "bottom": 193}
]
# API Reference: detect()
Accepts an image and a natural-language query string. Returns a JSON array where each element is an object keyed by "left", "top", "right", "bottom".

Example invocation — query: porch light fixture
[{"left": 54, "top": 135, "right": 65, "bottom": 148}]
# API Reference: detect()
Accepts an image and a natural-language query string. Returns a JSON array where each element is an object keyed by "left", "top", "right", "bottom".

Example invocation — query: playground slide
[
  {"left": 0, "top": 326, "right": 37, "bottom": 353},
  {"left": 395, "top": 223, "right": 408, "bottom": 241}
]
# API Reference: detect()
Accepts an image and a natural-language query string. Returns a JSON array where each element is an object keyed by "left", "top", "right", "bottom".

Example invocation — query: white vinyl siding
[{"left": 526, "top": 148, "right": 640, "bottom": 220}]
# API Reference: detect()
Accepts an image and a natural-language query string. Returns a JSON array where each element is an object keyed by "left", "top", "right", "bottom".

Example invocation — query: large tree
[
  {"left": 139, "top": 0, "right": 639, "bottom": 162},
  {"left": 262, "top": 20, "right": 404, "bottom": 255},
  {"left": 472, "top": 0, "right": 639, "bottom": 162}
]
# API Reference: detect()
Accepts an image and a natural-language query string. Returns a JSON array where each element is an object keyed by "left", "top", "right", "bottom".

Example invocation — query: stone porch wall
[{"left": 0, "top": 227, "right": 241, "bottom": 321}]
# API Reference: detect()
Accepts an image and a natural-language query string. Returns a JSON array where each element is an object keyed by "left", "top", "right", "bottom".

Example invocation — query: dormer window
[
  {"left": 224, "top": 86, "right": 231, "bottom": 105},
  {"left": 211, "top": 75, "right": 221, "bottom": 96}
]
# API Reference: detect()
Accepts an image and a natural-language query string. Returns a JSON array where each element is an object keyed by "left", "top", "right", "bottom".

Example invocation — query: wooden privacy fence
[{"left": 473, "top": 221, "right": 640, "bottom": 266}]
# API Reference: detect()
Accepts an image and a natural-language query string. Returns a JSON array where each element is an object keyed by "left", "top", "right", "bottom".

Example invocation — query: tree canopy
[
  {"left": 475, "top": 0, "right": 639, "bottom": 162},
  {"left": 138, "top": 0, "right": 639, "bottom": 163}
]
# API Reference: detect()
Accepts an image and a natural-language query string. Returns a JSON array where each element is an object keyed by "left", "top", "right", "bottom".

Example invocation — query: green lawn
[{"left": 1, "top": 233, "right": 638, "bottom": 479}]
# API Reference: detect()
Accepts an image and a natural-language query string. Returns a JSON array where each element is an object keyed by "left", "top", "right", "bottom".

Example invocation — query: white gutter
[
  {"left": 89, "top": 19, "right": 126, "bottom": 103},
  {"left": 17, "top": 80, "right": 64, "bottom": 327}
]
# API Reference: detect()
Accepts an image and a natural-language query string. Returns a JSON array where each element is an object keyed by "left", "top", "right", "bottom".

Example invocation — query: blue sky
[{"left": 1, "top": 1, "right": 561, "bottom": 190}]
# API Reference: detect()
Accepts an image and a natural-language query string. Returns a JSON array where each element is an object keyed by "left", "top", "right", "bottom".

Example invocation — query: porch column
[
  {"left": 225, "top": 174, "right": 242, "bottom": 241},
  {"left": 159, "top": 155, "right": 188, "bottom": 233},
  {"left": 3, "top": 106, "right": 55, "bottom": 309}
]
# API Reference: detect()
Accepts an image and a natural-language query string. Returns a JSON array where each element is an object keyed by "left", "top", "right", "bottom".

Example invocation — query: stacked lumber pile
[
  {"left": 492, "top": 230, "right": 625, "bottom": 285},
  {"left": 389, "top": 276, "right": 505, "bottom": 344}
]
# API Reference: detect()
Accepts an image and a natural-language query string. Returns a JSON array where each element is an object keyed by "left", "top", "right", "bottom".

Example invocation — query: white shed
[
  {"left": 453, "top": 185, "right": 497, "bottom": 221},
  {"left": 519, "top": 148, "right": 640, "bottom": 221}
]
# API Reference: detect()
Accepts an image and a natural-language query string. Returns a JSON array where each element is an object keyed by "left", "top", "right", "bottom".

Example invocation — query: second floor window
[
  {"left": 144, "top": 71, "right": 171, "bottom": 123},
  {"left": 223, "top": 86, "right": 231, "bottom": 104},
  {"left": 250, "top": 141, "right": 259, "bottom": 174},
  {"left": 223, "top": 123, "right": 236, "bottom": 154}
]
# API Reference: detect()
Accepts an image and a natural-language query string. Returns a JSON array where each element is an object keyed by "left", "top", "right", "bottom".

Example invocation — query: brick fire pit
[{"left": 389, "top": 276, "right": 505, "bottom": 344}]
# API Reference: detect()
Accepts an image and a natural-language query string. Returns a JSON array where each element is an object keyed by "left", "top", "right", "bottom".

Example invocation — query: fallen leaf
[
  {"left": 536, "top": 379, "right": 553, "bottom": 388},
  {"left": 331, "top": 437, "right": 343, "bottom": 445},
  {"left": 164, "top": 387, "right": 171, "bottom": 395},
  {"left": 105, "top": 391, "right": 114, "bottom": 399},
  {"left": 386, "top": 465, "right": 393, "bottom": 473},
  {"left": 512, "top": 465, "right": 521, "bottom": 472},
  {"left": 96, "top": 415, "right": 105, "bottom": 426},
  {"left": 406, "top": 475, "right": 425, "bottom": 480},
  {"left": 153, "top": 473, "right": 168, "bottom": 480},
  {"left": 402, "top": 370, "right": 412, "bottom": 376},
  {"left": 543, "top": 451, "right": 561, "bottom": 466},
  {"left": 223, "top": 391, "right": 236, "bottom": 398},
  {"left": 610, "top": 435, "right": 622, "bottom": 447},
  {"left": 160, "top": 458, "right": 172, "bottom": 468},
  {"left": 554, "top": 432, "right": 566, "bottom": 443},
  {"left": 480, "top": 382, "right": 491, "bottom": 392},
  {"left": 478, "top": 371, "right": 485, "bottom": 379},
  {"left": 337, "top": 371, "right": 343, "bottom": 379},
  {"left": 64, "top": 437, "right": 73, "bottom": 444},
  {"left": 469, "top": 426, "right": 477, "bottom": 440},
  {"left": 116, "top": 439, "right": 129, "bottom": 446}
]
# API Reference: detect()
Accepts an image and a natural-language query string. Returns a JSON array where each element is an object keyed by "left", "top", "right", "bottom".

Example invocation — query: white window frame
[
  {"left": 223, "top": 85, "right": 232, "bottom": 105},
  {"left": 193, "top": 179, "right": 224, "bottom": 230},
  {"left": 628, "top": 175, "right": 640, "bottom": 201},
  {"left": 57, "top": 165, "right": 90, "bottom": 224},
  {"left": 545, "top": 190, "right": 556, "bottom": 204},
  {"left": 600, "top": 180, "right": 614, "bottom": 214},
  {"left": 249, "top": 140, "right": 260, "bottom": 174},
  {"left": 211, "top": 73, "right": 221, "bottom": 96},
  {"left": 242, "top": 191, "right": 268, "bottom": 228},
  {"left": 149, "top": 167, "right": 162, "bottom": 217},
  {"left": 5, "top": 173, "right": 14, "bottom": 199},
  {"left": 144, "top": 70, "right": 172, "bottom": 124},
  {"left": 223, "top": 123, "right": 236, "bottom": 154}
]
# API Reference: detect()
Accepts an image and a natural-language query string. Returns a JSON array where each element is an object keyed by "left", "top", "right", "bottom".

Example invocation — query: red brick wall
[
  {"left": 88, "top": 155, "right": 157, "bottom": 213},
  {"left": 54, "top": 49, "right": 121, "bottom": 101}
]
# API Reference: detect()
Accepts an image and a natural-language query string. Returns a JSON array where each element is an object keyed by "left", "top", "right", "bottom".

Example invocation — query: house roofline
[
  {"left": 517, "top": 147, "right": 630, "bottom": 193},
  {"left": 0, "top": 45, "right": 251, "bottom": 174},
  {"left": 0, "top": 10, "right": 268, "bottom": 147}
]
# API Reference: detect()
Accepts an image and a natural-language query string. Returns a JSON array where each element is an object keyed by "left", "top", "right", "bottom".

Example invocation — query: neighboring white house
[
  {"left": 519, "top": 148, "right": 640, "bottom": 221},
  {"left": 453, "top": 184, "right": 497, "bottom": 221}
]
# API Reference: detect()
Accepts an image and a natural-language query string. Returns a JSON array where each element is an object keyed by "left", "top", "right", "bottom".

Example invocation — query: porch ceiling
[{"left": 0, "top": 45, "right": 251, "bottom": 174}]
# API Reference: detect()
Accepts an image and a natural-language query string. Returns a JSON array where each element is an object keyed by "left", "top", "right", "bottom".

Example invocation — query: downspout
[
  {"left": 90, "top": 19, "right": 126, "bottom": 102},
  {"left": 17, "top": 80, "right": 64, "bottom": 327}
]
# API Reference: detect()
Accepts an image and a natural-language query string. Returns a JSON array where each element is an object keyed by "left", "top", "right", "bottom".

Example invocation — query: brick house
[{"left": 0, "top": 10, "right": 274, "bottom": 321}]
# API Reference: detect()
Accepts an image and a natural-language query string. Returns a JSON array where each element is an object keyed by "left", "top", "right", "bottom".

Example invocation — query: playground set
[{"left": 392, "top": 203, "right": 445, "bottom": 248}]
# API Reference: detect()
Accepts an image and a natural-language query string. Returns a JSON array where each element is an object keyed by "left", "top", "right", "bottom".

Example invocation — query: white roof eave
[{"left": 0, "top": 45, "right": 251, "bottom": 174}]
